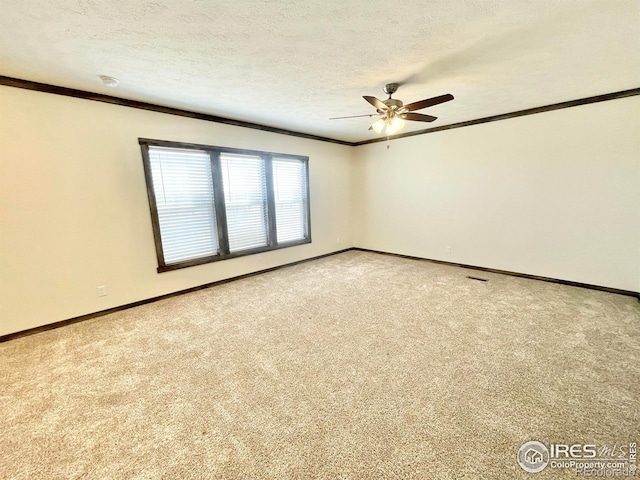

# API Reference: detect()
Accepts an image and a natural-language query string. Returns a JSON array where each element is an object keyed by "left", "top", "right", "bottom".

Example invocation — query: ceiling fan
[{"left": 331, "top": 83, "right": 454, "bottom": 135}]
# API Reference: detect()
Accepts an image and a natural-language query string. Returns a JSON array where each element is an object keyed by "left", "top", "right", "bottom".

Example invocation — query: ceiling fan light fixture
[
  {"left": 386, "top": 116, "right": 405, "bottom": 135},
  {"left": 371, "top": 118, "right": 386, "bottom": 134},
  {"left": 332, "top": 84, "right": 453, "bottom": 137}
]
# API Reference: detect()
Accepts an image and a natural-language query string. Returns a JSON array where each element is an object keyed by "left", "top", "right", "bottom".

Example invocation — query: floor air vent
[{"left": 467, "top": 276, "right": 488, "bottom": 282}]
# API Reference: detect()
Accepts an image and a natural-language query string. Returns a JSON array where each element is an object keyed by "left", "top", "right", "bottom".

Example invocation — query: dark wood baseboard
[
  {"left": 352, "top": 247, "right": 640, "bottom": 298},
  {"left": 2, "top": 247, "right": 637, "bottom": 343},
  {"left": 0, "top": 248, "right": 351, "bottom": 343}
]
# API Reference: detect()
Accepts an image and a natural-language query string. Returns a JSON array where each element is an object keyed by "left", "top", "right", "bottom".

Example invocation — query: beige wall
[
  {"left": 353, "top": 96, "right": 640, "bottom": 292},
  {"left": 2, "top": 86, "right": 638, "bottom": 336},
  {"left": 0, "top": 86, "right": 354, "bottom": 336}
]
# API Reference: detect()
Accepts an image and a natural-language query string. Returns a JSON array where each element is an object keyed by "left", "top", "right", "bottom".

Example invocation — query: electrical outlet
[
  {"left": 97, "top": 285, "right": 107, "bottom": 297},
  {"left": 446, "top": 246, "right": 452, "bottom": 253},
  {"left": 336, "top": 237, "right": 341, "bottom": 244}
]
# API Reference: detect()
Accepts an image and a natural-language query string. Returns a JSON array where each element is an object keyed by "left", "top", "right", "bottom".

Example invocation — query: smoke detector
[{"left": 99, "top": 75, "right": 119, "bottom": 87}]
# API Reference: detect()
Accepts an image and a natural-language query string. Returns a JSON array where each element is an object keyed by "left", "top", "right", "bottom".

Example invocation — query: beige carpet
[{"left": 1, "top": 251, "right": 638, "bottom": 479}]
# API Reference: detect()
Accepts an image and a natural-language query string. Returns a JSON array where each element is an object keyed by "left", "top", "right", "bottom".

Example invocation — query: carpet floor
[{"left": 1, "top": 251, "right": 638, "bottom": 479}]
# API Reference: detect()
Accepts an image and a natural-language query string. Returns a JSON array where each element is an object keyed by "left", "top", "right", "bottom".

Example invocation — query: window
[
  {"left": 273, "top": 158, "right": 309, "bottom": 243},
  {"left": 148, "top": 147, "right": 218, "bottom": 264},
  {"left": 140, "top": 139, "right": 311, "bottom": 272},
  {"left": 220, "top": 153, "right": 269, "bottom": 253}
]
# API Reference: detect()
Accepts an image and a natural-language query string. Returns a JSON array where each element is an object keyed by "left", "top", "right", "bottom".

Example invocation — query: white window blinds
[
  {"left": 220, "top": 153, "right": 269, "bottom": 253},
  {"left": 142, "top": 140, "right": 310, "bottom": 271},
  {"left": 273, "top": 158, "right": 308, "bottom": 243},
  {"left": 148, "top": 146, "right": 219, "bottom": 264}
]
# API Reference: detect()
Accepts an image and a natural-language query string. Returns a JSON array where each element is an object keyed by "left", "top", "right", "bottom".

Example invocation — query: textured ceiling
[{"left": 1, "top": 0, "right": 639, "bottom": 142}]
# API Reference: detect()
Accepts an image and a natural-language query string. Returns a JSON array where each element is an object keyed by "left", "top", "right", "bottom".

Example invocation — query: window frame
[{"left": 139, "top": 138, "right": 311, "bottom": 273}]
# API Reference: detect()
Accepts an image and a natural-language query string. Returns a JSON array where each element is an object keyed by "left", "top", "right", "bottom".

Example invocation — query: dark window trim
[
  {"left": 303, "top": 158, "right": 312, "bottom": 241},
  {"left": 139, "top": 143, "right": 167, "bottom": 267},
  {"left": 139, "top": 138, "right": 312, "bottom": 272},
  {"left": 264, "top": 155, "right": 278, "bottom": 248},
  {"left": 210, "top": 150, "right": 230, "bottom": 255},
  {"left": 157, "top": 239, "right": 312, "bottom": 272}
]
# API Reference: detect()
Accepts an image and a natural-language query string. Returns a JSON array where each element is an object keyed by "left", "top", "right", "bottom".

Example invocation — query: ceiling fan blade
[
  {"left": 404, "top": 94, "right": 454, "bottom": 112},
  {"left": 329, "top": 114, "right": 375, "bottom": 120},
  {"left": 363, "top": 96, "right": 388, "bottom": 111},
  {"left": 403, "top": 112, "right": 438, "bottom": 122}
]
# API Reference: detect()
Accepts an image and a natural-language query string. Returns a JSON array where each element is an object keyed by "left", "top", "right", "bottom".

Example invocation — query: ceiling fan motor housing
[
  {"left": 383, "top": 98, "right": 403, "bottom": 109},
  {"left": 383, "top": 83, "right": 399, "bottom": 95},
  {"left": 381, "top": 83, "right": 403, "bottom": 113}
]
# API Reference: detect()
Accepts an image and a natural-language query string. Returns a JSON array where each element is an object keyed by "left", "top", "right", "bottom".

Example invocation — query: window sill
[{"left": 157, "top": 238, "right": 312, "bottom": 273}]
